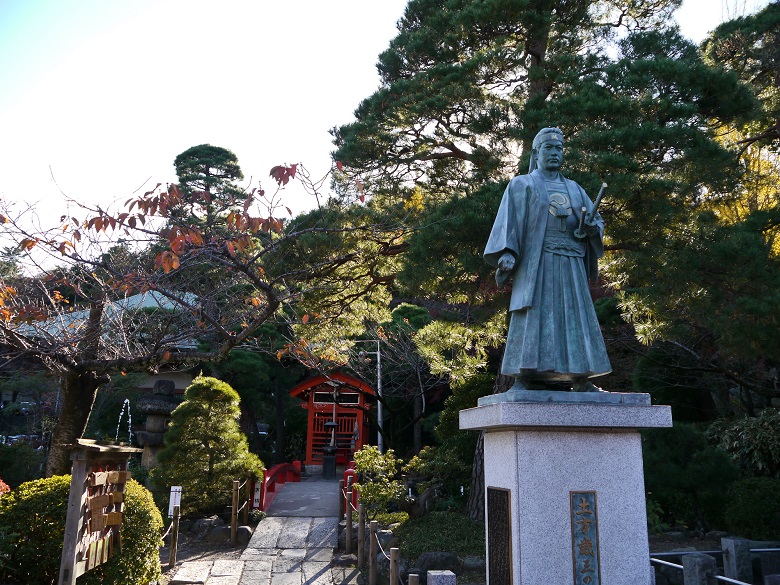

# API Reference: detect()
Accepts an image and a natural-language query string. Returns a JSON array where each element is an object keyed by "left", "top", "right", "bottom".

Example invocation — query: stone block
[
  {"left": 205, "top": 525, "right": 231, "bottom": 544},
  {"left": 236, "top": 525, "right": 253, "bottom": 547},
  {"left": 170, "top": 560, "right": 212, "bottom": 584},
  {"left": 764, "top": 575, "right": 780, "bottom": 585},
  {"left": 427, "top": 570, "right": 455, "bottom": 585},
  {"left": 682, "top": 553, "right": 717, "bottom": 585},
  {"left": 192, "top": 515, "right": 225, "bottom": 538},
  {"left": 723, "top": 538, "right": 753, "bottom": 582}
]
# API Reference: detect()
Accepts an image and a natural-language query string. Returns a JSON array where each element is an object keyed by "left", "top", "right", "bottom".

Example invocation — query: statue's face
[{"left": 536, "top": 139, "right": 564, "bottom": 172}]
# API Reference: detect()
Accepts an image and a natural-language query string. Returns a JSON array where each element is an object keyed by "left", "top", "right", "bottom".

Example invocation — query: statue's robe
[{"left": 484, "top": 169, "right": 611, "bottom": 381}]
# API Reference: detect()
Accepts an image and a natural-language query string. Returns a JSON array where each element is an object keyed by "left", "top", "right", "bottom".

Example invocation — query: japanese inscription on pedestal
[{"left": 571, "top": 491, "right": 601, "bottom": 585}]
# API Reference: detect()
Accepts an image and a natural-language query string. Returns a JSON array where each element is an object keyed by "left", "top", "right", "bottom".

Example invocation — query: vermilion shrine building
[{"left": 288, "top": 372, "right": 377, "bottom": 466}]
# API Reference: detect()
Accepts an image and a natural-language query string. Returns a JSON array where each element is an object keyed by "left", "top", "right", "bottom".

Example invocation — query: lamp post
[{"left": 357, "top": 340, "right": 383, "bottom": 453}]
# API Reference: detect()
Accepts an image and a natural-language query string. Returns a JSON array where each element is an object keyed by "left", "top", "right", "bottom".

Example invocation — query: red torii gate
[{"left": 289, "top": 372, "right": 376, "bottom": 466}]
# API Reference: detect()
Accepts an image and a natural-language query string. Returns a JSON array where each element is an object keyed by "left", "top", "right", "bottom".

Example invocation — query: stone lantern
[{"left": 135, "top": 380, "right": 180, "bottom": 468}]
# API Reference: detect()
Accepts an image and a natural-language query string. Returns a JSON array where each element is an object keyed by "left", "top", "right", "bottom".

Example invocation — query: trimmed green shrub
[
  {"left": 81, "top": 479, "right": 163, "bottom": 585},
  {"left": 394, "top": 510, "right": 484, "bottom": 560},
  {"left": 724, "top": 477, "right": 780, "bottom": 540},
  {"left": 151, "top": 376, "right": 264, "bottom": 514},
  {"left": 0, "top": 476, "right": 163, "bottom": 585},
  {"left": 0, "top": 474, "right": 69, "bottom": 584},
  {"left": 354, "top": 445, "right": 407, "bottom": 518}
]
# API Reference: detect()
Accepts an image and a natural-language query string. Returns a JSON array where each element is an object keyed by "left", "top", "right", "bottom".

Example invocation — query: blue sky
[{"left": 0, "top": 0, "right": 770, "bottom": 226}]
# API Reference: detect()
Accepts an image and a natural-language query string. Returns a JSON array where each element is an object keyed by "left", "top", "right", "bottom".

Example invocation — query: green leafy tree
[
  {"left": 622, "top": 4, "right": 780, "bottom": 407},
  {"left": 702, "top": 2, "right": 780, "bottom": 152},
  {"left": 353, "top": 445, "right": 408, "bottom": 518},
  {"left": 151, "top": 376, "right": 263, "bottom": 513},
  {"left": 331, "top": 0, "right": 765, "bottom": 520},
  {"left": 643, "top": 424, "right": 739, "bottom": 530},
  {"left": 708, "top": 409, "right": 780, "bottom": 478},
  {"left": 0, "top": 149, "right": 401, "bottom": 476},
  {"left": 173, "top": 144, "right": 246, "bottom": 229},
  {"left": 333, "top": 0, "right": 758, "bottom": 374},
  {"left": 345, "top": 305, "right": 447, "bottom": 454},
  {"left": 203, "top": 327, "right": 308, "bottom": 465}
]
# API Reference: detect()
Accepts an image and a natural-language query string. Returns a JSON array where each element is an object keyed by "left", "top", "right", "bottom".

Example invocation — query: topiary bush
[
  {"left": 80, "top": 479, "right": 163, "bottom": 585},
  {"left": 0, "top": 474, "right": 69, "bottom": 584},
  {"left": 151, "top": 376, "right": 264, "bottom": 514},
  {"left": 0, "top": 475, "right": 163, "bottom": 585},
  {"left": 724, "top": 477, "right": 780, "bottom": 540}
]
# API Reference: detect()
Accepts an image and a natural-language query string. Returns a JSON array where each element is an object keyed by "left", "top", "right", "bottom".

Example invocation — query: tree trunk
[
  {"left": 413, "top": 392, "right": 422, "bottom": 454},
  {"left": 275, "top": 382, "right": 286, "bottom": 464},
  {"left": 45, "top": 370, "right": 106, "bottom": 476}
]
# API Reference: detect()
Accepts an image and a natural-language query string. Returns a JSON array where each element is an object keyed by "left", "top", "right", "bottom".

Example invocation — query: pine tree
[{"left": 152, "top": 376, "right": 263, "bottom": 514}]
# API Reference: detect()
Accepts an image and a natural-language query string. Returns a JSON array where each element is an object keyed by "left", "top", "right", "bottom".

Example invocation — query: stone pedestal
[{"left": 460, "top": 397, "right": 672, "bottom": 585}]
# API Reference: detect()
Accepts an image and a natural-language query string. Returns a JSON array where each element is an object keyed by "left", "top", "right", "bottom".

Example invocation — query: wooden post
[
  {"left": 390, "top": 547, "right": 399, "bottom": 585},
  {"left": 58, "top": 459, "right": 88, "bottom": 585},
  {"left": 168, "top": 505, "right": 180, "bottom": 568},
  {"left": 231, "top": 480, "right": 239, "bottom": 545},
  {"left": 369, "top": 520, "right": 378, "bottom": 585},
  {"left": 358, "top": 503, "right": 366, "bottom": 569},
  {"left": 338, "top": 479, "right": 345, "bottom": 520},
  {"left": 409, "top": 574, "right": 420, "bottom": 585},
  {"left": 243, "top": 478, "right": 250, "bottom": 525},
  {"left": 346, "top": 487, "right": 353, "bottom": 554}
]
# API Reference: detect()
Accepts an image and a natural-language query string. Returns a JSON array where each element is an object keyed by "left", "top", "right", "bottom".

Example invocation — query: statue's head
[{"left": 529, "top": 127, "right": 564, "bottom": 173}]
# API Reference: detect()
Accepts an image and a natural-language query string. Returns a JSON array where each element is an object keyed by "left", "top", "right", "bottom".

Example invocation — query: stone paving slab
[
  {"left": 266, "top": 479, "right": 339, "bottom": 517},
  {"left": 212, "top": 560, "right": 244, "bottom": 576},
  {"left": 241, "top": 549, "right": 278, "bottom": 561},
  {"left": 171, "top": 560, "right": 212, "bottom": 584},
  {"left": 279, "top": 548, "right": 307, "bottom": 560},
  {"left": 248, "top": 516, "right": 287, "bottom": 549},
  {"left": 329, "top": 567, "right": 361, "bottom": 585},
  {"left": 302, "top": 562, "right": 333, "bottom": 585},
  {"left": 207, "top": 575, "right": 242, "bottom": 585},
  {"left": 307, "top": 517, "right": 338, "bottom": 549},
  {"left": 272, "top": 555, "right": 305, "bottom": 573},
  {"left": 239, "top": 572, "right": 271, "bottom": 585},
  {"left": 241, "top": 558, "right": 274, "bottom": 572},
  {"left": 171, "top": 480, "right": 352, "bottom": 585},
  {"left": 269, "top": 572, "right": 303, "bottom": 585},
  {"left": 278, "top": 517, "right": 311, "bottom": 548},
  {"left": 305, "top": 548, "right": 333, "bottom": 562}
]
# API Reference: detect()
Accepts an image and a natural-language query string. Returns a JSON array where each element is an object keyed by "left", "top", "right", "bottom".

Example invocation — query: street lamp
[{"left": 357, "top": 340, "right": 383, "bottom": 453}]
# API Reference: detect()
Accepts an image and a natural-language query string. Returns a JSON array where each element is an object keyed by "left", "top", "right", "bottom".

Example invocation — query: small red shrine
[{"left": 289, "top": 372, "right": 376, "bottom": 466}]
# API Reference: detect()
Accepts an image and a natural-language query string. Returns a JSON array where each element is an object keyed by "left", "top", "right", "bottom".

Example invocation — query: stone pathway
[{"left": 169, "top": 477, "right": 359, "bottom": 585}]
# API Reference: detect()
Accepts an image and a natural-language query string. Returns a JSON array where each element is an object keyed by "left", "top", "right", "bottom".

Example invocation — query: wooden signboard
[{"left": 57, "top": 439, "right": 142, "bottom": 585}]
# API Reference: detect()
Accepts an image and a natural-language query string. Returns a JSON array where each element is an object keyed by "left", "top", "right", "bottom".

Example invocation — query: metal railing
[{"left": 650, "top": 543, "right": 780, "bottom": 585}]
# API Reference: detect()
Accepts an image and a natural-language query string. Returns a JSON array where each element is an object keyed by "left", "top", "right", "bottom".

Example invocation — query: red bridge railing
[{"left": 257, "top": 462, "right": 301, "bottom": 512}]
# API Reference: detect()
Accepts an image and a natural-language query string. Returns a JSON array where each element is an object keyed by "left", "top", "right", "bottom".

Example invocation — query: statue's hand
[
  {"left": 498, "top": 253, "right": 516, "bottom": 272},
  {"left": 582, "top": 218, "right": 600, "bottom": 237}
]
